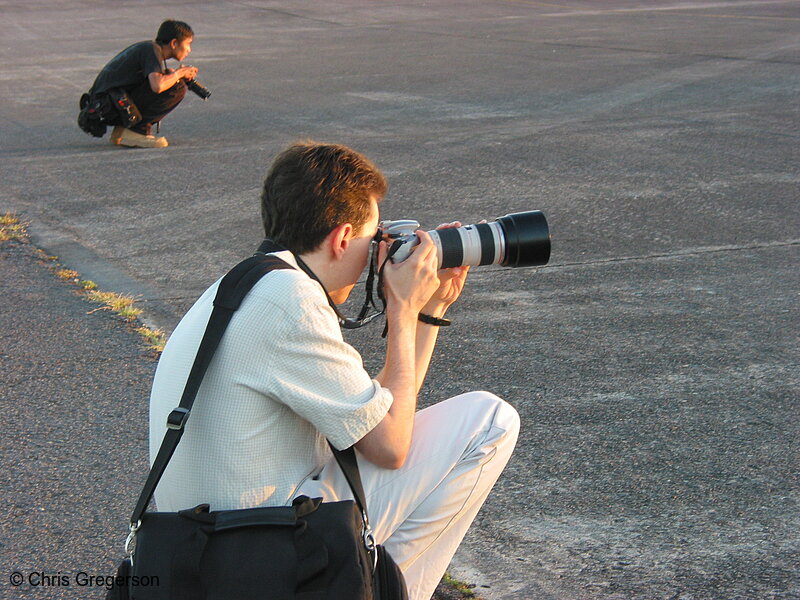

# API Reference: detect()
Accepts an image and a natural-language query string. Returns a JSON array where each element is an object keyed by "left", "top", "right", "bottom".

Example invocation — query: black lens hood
[{"left": 496, "top": 210, "right": 551, "bottom": 267}]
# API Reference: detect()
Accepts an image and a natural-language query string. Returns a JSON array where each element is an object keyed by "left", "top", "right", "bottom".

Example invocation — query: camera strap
[
  {"left": 372, "top": 238, "right": 406, "bottom": 337},
  {"left": 357, "top": 236, "right": 405, "bottom": 336},
  {"left": 255, "top": 238, "right": 397, "bottom": 331}
]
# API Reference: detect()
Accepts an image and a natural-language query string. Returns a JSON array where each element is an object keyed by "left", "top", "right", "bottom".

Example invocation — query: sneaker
[
  {"left": 109, "top": 126, "right": 125, "bottom": 145},
  {"left": 113, "top": 127, "right": 168, "bottom": 148}
]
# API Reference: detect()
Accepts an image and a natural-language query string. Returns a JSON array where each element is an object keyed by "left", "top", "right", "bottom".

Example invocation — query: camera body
[
  {"left": 380, "top": 220, "right": 423, "bottom": 263},
  {"left": 379, "top": 210, "right": 551, "bottom": 269}
]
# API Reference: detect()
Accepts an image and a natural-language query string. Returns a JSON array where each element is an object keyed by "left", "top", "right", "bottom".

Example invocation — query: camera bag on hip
[
  {"left": 106, "top": 252, "right": 407, "bottom": 600},
  {"left": 78, "top": 88, "right": 142, "bottom": 137}
]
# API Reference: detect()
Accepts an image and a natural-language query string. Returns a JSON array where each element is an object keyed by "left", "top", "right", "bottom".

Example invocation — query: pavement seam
[
  {"left": 23, "top": 219, "right": 182, "bottom": 334},
  {"left": 2, "top": 214, "right": 167, "bottom": 356},
  {"left": 543, "top": 239, "right": 800, "bottom": 270}
]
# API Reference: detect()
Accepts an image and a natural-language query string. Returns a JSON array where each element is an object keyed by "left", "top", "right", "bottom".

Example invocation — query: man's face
[
  {"left": 172, "top": 36, "right": 193, "bottom": 61},
  {"left": 329, "top": 199, "right": 380, "bottom": 304}
]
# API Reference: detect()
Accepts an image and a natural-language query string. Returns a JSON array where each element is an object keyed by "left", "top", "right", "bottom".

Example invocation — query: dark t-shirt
[{"left": 90, "top": 41, "right": 164, "bottom": 95}]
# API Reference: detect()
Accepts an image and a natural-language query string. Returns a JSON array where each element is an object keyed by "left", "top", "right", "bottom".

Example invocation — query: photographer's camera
[
  {"left": 380, "top": 210, "right": 551, "bottom": 269},
  {"left": 184, "top": 78, "right": 211, "bottom": 100}
]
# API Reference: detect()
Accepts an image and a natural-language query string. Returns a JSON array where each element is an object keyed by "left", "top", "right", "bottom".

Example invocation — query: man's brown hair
[{"left": 260, "top": 141, "right": 388, "bottom": 254}]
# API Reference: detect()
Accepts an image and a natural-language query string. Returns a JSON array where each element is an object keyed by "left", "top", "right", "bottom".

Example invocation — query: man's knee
[
  {"left": 448, "top": 390, "right": 520, "bottom": 444},
  {"left": 479, "top": 392, "right": 520, "bottom": 442},
  {"left": 165, "top": 80, "right": 187, "bottom": 103},
  {"left": 446, "top": 391, "right": 519, "bottom": 473}
]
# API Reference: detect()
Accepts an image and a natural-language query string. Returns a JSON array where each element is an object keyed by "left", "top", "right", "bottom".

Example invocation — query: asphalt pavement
[
  {"left": 0, "top": 238, "right": 156, "bottom": 599},
  {"left": 1, "top": 1, "right": 798, "bottom": 599}
]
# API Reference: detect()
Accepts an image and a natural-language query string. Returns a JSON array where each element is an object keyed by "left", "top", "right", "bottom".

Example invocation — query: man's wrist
[
  {"left": 385, "top": 304, "right": 421, "bottom": 327},
  {"left": 420, "top": 301, "right": 449, "bottom": 319}
]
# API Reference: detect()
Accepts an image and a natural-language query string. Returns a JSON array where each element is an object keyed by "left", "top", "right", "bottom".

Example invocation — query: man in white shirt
[{"left": 149, "top": 141, "right": 519, "bottom": 600}]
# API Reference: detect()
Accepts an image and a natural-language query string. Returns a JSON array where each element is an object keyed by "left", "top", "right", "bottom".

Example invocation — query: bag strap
[
  {"left": 129, "top": 252, "right": 372, "bottom": 529},
  {"left": 326, "top": 440, "right": 369, "bottom": 517}
]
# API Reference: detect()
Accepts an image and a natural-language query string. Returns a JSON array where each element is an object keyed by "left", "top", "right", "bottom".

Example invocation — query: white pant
[{"left": 298, "top": 391, "right": 520, "bottom": 600}]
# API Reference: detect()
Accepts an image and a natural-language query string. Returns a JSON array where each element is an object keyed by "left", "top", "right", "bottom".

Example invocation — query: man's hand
[
  {"left": 149, "top": 65, "right": 199, "bottom": 94},
  {"left": 379, "top": 230, "right": 440, "bottom": 317},
  {"left": 176, "top": 64, "right": 199, "bottom": 80},
  {"left": 422, "top": 221, "right": 471, "bottom": 315}
]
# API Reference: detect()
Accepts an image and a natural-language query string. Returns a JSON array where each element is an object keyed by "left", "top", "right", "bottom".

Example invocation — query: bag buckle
[
  {"left": 166, "top": 407, "right": 190, "bottom": 431},
  {"left": 125, "top": 520, "right": 141, "bottom": 563},
  {"left": 363, "top": 526, "right": 378, "bottom": 572}
]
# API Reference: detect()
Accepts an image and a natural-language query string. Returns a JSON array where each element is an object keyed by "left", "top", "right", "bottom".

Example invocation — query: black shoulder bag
[
  {"left": 107, "top": 253, "right": 407, "bottom": 600},
  {"left": 78, "top": 88, "right": 142, "bottom": 138}
]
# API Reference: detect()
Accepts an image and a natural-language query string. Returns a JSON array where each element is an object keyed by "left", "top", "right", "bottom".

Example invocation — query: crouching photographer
[
  {"left": 78, "top": 20, "right": 207, "bottom": 148},
  {"left": 133, "top": 142, "right": 555, "bottom": 600}
]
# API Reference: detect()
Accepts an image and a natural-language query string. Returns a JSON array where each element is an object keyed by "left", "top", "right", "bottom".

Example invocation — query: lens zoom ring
[
  {"left": 436, "top": 227, "right": 464, "bottom": 269},
  {"left": 475, "top": 223, "right": 496, "bottom": 265}
]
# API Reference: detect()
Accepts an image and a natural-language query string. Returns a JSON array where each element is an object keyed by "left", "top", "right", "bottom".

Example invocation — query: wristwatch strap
[{"left": 418, "top": 312, "right": 451, "bottom": 326}]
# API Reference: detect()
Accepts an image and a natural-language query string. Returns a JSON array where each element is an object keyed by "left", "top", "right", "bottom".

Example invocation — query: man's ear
[{"left": 327, "top": 223, "right": 354, "bottom": 260}]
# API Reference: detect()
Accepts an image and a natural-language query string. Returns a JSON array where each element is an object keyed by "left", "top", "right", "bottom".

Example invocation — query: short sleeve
[
  {"left": 139, "top": 43, "right": 163, "bottom": 77},
  {"left": 234, "top": 273, "right": 393, "bottom": 450}
]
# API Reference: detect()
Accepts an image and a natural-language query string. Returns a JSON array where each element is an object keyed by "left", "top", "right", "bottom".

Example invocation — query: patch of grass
[
  {"left": 85, "top": 290, "right": 143, "bottom": 321},
  {"left": 55, "top": 268, "right": 80, "bottom": 280},
  {"left": 118, "top": 305, "right": 144, "bottom": 321},
  {"left": 35, "top": 248, "right": 58, "bottom": 262},
  {"left": 0, "top": 213, "right": 28, "bottom": 242},
  {"left": 81, "top": 288, "right": 162, "bottom": 352},
  {"left": 441, "top": 573, "right": 478, "bottom": 599},
  {"left": 136, "top": 326, "right": 168, "bottom": 353}
]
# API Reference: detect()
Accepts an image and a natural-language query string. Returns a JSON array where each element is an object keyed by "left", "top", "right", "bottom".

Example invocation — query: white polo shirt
[{"left": 149, "top": 251, "right": 393, "bottom": 511}]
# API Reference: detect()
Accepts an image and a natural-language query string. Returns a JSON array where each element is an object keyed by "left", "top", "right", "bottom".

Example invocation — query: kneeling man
[
  {"left": 149, "top": 141, "right": 520, "bottom": 599},
  {"left": 83, "top": 20, "right": 198, "bottom": 148}
]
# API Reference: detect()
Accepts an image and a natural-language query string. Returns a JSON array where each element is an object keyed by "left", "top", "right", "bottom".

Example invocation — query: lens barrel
[
  {"left": 185, "top": 79, "right": 211, "bottom": 100},
  {"left": 496, "top": 211, "right": 551, "bottom": 267},
  {"left": 428, "top": 210, "right": 550, "bottom": 269}
]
